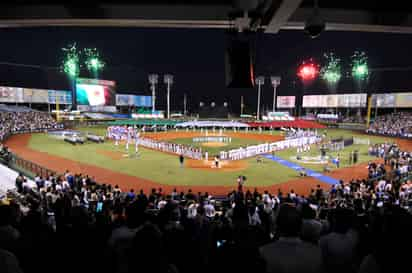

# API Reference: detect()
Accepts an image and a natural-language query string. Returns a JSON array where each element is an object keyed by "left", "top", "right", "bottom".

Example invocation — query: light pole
[
  {"left": 255, "top": 76, "right": 265, "bottom": 120},
  {"left": 270, "top": 76, "right": 281, "bottom": 112},
  {"left": 184, "top": 93, "right": 187, "bottom": 116},
  {"left": 164, "top": 74, "right": 174, "bottom": 119},
  {"left": 240, "top": 95, "right": 244, "bottom": 116},
  {"left": 148, "top": 74, "right": 159, "bottom": 114}
]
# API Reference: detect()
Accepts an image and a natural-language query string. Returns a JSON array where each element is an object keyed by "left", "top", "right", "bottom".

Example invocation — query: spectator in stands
[
  {"left": 0, "top": 248, "right": 23, "bottom": 273},
  {"left": 367, "top": 112, "right": 412, "bottom": 137},
  {"left": 319, "top": 208, "right": 359, "bottom": 273},
  {"left": 260, "top": 204, "right": 323, "bottom": 273},
  {"left": 300, "top": 203, "right": 322, "bottom": 244},
  {"left": 0, "top": 203, "right": 20, "bottom": 253},
  {"left": 0, "top": 110, "right": 62, "bottom": 141}
]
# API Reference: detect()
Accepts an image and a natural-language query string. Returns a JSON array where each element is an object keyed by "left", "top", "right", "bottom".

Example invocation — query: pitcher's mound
[
  {"left": 201, "top": 142, "right": 227, "bottom": 147},
  {"left": 186, "top": 158, "right": 247, "bottom": 172}
]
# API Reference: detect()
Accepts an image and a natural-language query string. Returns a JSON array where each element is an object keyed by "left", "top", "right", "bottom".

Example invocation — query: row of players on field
[
  {"left": 107, "top": 126, "right": 203, "bottom": 159},
  {"left": 107, "top": 126, "right": 320, "bottom": 161}
]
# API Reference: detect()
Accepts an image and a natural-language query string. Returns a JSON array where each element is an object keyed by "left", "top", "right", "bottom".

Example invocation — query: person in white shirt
[
  {"left": 248, "top": 206, "right": 262, "bottom": 226},
  {"left": 157, "top": 198, "right": 167, "bottom": 210},
  {"left": 22, "top": 179, "right": 32, "bottom": 192},
  {"left": 289, "top": 190, "right": 297, "bottom": 200},
  {"left": 187, "top": 201, "right": 198, "bottom": 219},
  {"left": 61, "top": 181, "right": 69, "bottom": 191},
  {"left": 384, "top": 182, "right": 392, "bottom": 192},
  {"left": 55, "top": 183, "right": 62, "bottom": 192},
  {"left": 377, "top": 179, "right": 386, "bottom": 192},
  {"left": 204, "top": 201, "right": 215, "bottom": 218},
  {"left": 44, "top": 179, "right": 52, "bottom": 188}
]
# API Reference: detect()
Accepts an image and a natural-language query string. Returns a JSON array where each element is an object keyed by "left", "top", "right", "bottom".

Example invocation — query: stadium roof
[{"left": 1, "top": 1, "right": 412, "bottom": 34}]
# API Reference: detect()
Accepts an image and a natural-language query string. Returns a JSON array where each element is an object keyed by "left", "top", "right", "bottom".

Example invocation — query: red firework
[{"left": 297, "top": 60, "right": 319, "bottom": 81}]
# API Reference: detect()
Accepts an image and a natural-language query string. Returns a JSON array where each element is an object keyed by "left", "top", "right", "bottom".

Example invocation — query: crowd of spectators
[
  {"left": 0, "top": 111, "right": 62, "bottom": 141},
  {"left": 341, "top": 115, "right": 366, "bottom": 124},
  {"left": 367, "top": 112, "right": 412, "bottom": 137},
  {"left": 1, "top": 141, "right": 411, "bottom": 273}
]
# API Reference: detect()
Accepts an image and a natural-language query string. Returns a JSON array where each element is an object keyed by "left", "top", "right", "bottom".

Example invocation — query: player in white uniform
[
  {"left": 114, "top": 127, "right": 120, "bottom": 146},
  {"left": 134, "top": 131, "right": 141, "bottom": 157},
  {"left": 125, "top": 126, "right": 132, "bottom": 152}
]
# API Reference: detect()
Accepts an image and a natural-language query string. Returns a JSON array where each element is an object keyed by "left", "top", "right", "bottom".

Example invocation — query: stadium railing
[{"left": 7, "top": 153, "right": 55, "bottom": 180}]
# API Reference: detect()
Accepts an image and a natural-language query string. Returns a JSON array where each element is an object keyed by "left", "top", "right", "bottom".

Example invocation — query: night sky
[{"left": 0, "top": 27, "right": 411, "bottom": 114}]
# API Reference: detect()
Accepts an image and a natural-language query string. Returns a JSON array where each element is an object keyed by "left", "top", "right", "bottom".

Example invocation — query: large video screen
[
  {"left": 76, "top": 78, "right": 116, "bottom": 106},
  {"left": 277, "top": 96, "right": 295, "bottom": 108}
]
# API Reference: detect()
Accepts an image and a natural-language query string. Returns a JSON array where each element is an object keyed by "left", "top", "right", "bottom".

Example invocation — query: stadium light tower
[
  {"left": 164, "top": 74, "right": 174, "bottom": 119},
  {"left": 270, "top": 76, "right": 281, "bottom": 112},
  {"left": 255, "top": 76, "right": 265, "bottom": 120},
  {"left": 148, "top": 74, "right": 159, "bottom": 113}
]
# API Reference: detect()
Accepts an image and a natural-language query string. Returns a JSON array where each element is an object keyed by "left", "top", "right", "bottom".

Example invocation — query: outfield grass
[
  {"left": 27, "top": 128, "right": 393, "bottom": 187},
  {"left": 29, "top": 133, "right": 298, "bottom": 187}
]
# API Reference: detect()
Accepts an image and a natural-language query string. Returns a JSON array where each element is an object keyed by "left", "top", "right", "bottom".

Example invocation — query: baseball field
[{"left": 5, "top": 127, "right": 411, "bottom": 195}]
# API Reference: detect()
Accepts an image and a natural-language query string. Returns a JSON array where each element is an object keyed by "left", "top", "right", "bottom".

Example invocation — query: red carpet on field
[{"left": 247, "top": 119, "right": 326, "bottom": 129}]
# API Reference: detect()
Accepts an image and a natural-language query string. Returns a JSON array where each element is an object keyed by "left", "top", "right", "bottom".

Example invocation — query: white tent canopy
[{"left": 175, "top": 120, "right": 249, "bottom": 128}]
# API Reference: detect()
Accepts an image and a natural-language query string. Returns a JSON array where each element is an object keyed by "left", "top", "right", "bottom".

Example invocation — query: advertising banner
[
  {"left": 325, "top": 95, "right": 338, "bottom": 107},
  {"left": 116, "top": 94, "right": 131, "bottom": 106},
  {"left": 371, "top": 94, "right": 396, "bottom": 108},
  {"left": 116, "top": 94, "right": 152, "bottom": 107},
  {"left": 395, "top": 93, "right": 412, "bottom": 107},
  {"left": 339, "top": 93, "right": 367, "bottom": 107},
  {"left": 23, "top": 88, "right": 49, "bottom": 103},
  {"left": 133, "top": 96, "right": 152, "bottom": 107},
  {"left": 302, "top": 95, "right": 318, "bottom": 108},
  {"left": 276, "top": 96, "right": 295, "bottom": 108},
  {"left": 77, "top": 105, "right": 117, "bottom": 112},
  {"left": 48, "top": 90, "right": 72, "bottom": 104},
  {"left": 303, "top": 93, "right": 367, "bottom": 108},
  {"left": 0, "top": 86, "right": 24, "bottom": 103}
]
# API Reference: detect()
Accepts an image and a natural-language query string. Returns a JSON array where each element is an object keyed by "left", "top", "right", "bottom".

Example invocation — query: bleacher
[{"left": 0, "top": 104, "right": 34, "bottom": 112}]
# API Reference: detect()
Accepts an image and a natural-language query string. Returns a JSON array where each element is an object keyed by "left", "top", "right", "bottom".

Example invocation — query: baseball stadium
[{"left": 1, "top": 2, "right": 412, "bottom": 273}]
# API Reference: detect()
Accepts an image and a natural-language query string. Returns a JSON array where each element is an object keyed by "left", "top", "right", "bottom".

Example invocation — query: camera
[{"left": 304, "top": 13, "right": 325, "bottom": 38}]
